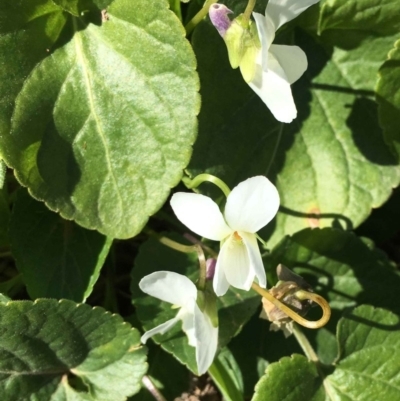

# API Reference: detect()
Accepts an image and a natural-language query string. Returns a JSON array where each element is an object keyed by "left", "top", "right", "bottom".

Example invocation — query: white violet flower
[
  {"left": 209, "top": 0, "right": 320, "bottom": 123},
  {"left": 139, "top": 271, "right": 218, "bottom": 375},
  {"left": 171, "top": 176, "right": 280, "bottom": 296}
]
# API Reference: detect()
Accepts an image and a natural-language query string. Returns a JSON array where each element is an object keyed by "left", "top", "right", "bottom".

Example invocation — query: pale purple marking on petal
[{"left": 209, "top": 3, "right": 233, "bottom": 37}]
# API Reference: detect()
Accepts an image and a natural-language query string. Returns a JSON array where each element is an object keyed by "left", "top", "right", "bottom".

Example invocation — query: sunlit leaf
[
  {"left": 0, "top": 0, "right": 199, "bottom": 239},
  {"left": 319, "top": 0, "right": 400, "bottom": 35}
]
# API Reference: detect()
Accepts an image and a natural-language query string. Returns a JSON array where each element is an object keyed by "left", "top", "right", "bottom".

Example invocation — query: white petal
[
  {"left": 217, "top": 234, "right": 254, "bottom": 291},
  {"left": 266, "top": 0, "right": 320, "bottom": 31},
  {"left": 139, "top": 271, "right": 197, "bottom": 308},
  {"left": 171, "top": 193, "right": 232, "bottom": 241},
  {"left": 180, "top": 308, "right": 197, "bottom": 347},
  {"left": 193, "top": 305, "right": 218, "bottom": 375},
  {"left": 240, "top": 232, "right": 266, "bottom": 288},
  {"left": 248, "top": 52, "right": 297, "bottom": 123},
  {"left": 213, "top": 256, "right": 230, "bottom": 296},
  {"left": 141, "top": 316, "right": 179, "bottom": 344},
  {"left": 224, "top": 176, "right": 280, "bottom": 233},
  {"left": 269, "top": 45, "right": 307, "bottom": 84},
  {"left": 252, "top": 12, "right": 275, "bottom": 70}
]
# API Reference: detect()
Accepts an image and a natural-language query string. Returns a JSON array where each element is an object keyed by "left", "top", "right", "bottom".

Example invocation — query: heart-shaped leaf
[
  {"left": 0, "top": 299, "right": 147, "bottom": 401},
  {"left": 1, "top": 0, "right": 199, "bottom": 238}
]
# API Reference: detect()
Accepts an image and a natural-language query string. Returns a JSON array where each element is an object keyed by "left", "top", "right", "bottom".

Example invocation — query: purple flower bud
[
  {"left": 209, "top": 3, "right": 233, "bottom": 37},
  {"left": 206, "top": 258, "right": 217, "bottom": 280}
]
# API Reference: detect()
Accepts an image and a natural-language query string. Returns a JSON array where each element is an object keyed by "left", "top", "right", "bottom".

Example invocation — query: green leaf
[
  {"left": 253, "top": 306, "right": 400, "bottom": 401},
  {"left": 131, "top": 234, "right": 260, "bottom": 374},
  {"left": 10, "top": 189, "right": 112, "bottom": 301},
  {"left": 1, "top": 0, "right": 199, "bottom": 239},
  {"left": 0, "top": 1, "right": 67, "bottom": 133},
  {"left": 265, "top": 32, "right": 400, "bottom": 246},
  {"left": 253, "top": 354, "right": 324, "bottom": 401},
  {"left": 328, "top": 306, "right": 400, "bottom": 399},
  {"left": 0, "top": 299, "right": 147, "bottom": 401},
  {"left": 319, "top": 0, "right": 400, "bottom": 35},
  {"left": 376, "top": 38, "right": 400, "bottom": 158}
]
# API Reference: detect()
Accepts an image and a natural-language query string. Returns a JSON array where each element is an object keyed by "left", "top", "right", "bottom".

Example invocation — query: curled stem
[
  {"left": 184, "top": 173, "right": 231, "bottom": 197},
  {"left": 154, "top": 233, "right": 207, "bottom": 291},
  {"left": 252, "top": 282, "right": 331, "bottom": 329},
  {"left": 242, "top": 0, "right": 257, "bottom": 26},
  {"left": 185, "top": 0, "right": 218, "bottom": 35}
]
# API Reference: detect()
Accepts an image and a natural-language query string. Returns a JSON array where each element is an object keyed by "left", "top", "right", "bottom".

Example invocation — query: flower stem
[
  {"left": 142, "top": 375, "right": 167, "bottom": 401},
  {"left": 242, "top": 0, "right": 257, "bottom": 26},
  {"left": 292, "top": 323, "right": 319, "bottom": 362},
  {"left": 184, "top": 173, "right": 231, "bottom": 197},
  {"left": 146, "top": 229, "right": 208, "bottom": 290},
  {"left": 251, "top": 283, "right": 331, "bottom": 329},
  {"left": 185, "top": 0, "right": 218, "bottom": 35}
]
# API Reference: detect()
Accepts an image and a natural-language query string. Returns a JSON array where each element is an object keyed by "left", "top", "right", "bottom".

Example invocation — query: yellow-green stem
[
  {"left": 184, "top": 173, "right": 231, "bottom": 197},
  {"left": 185, "top": 0, "right": 218, "bottom": 35},
  {"left": 242, "top": 0, "right": 257, "bottom": 26},
  {"left": 292, "top": 323, "right": 319, "bottom": 362},
  {"left": 150, "top": 231, "right": 207, "bottom": 290},
  {"left": 252, "top": 282, "right": 331, "bottom": 329}
]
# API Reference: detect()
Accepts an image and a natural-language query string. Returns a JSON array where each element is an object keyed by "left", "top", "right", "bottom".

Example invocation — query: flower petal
[
  {"left": 139, "top": 271, "right": 197, "bottom": 307},
  {"left": 141, "top": 316, "right": 180, "bottom": 344},
  {"left": 266, "top": 0, "right": 320, "bottom": 31},
  {"left": 213, "top": 256, "right": 230, "bottom": 296},
  {"left": 224, "top": 176, "right": 280, "bottom": 233},
  {"left": 180, "top": 309, "right": 197, "bottom": 347},
  {"left": 193, "top": 304, "right": 218, "bottom": 375},
  {"left": 252, "top": 12, "right": 275, "bottom": 69},
  {"left": 171, "top": 193, "right": 232, "bottom": 241},
  {"left": 269, "top": 45, "right": 307, "bottom": 84},
  {"left": 217, "top": 234, "right": 254, "bottom": 291},
  {"left": 240, "top": 232, "right": 266, "bottom": 288},
  {"left": 248, "top": 52, "right": 297, "bottom": 123}
]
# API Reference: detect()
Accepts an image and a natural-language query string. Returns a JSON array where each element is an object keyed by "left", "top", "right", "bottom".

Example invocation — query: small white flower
[
  {"left": 250, "top": 0, "right": 320, "bottom": 123},
  {"left": 171, "top": 176, "right": 280, "bottom": 296},
  {"left": 139, "top": 271, "right": 218, "bottom": 375}
]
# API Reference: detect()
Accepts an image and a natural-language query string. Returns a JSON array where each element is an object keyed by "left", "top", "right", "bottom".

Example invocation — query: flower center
[{"left": 233, "top": 231, "right": 243, "bottom": 242}]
